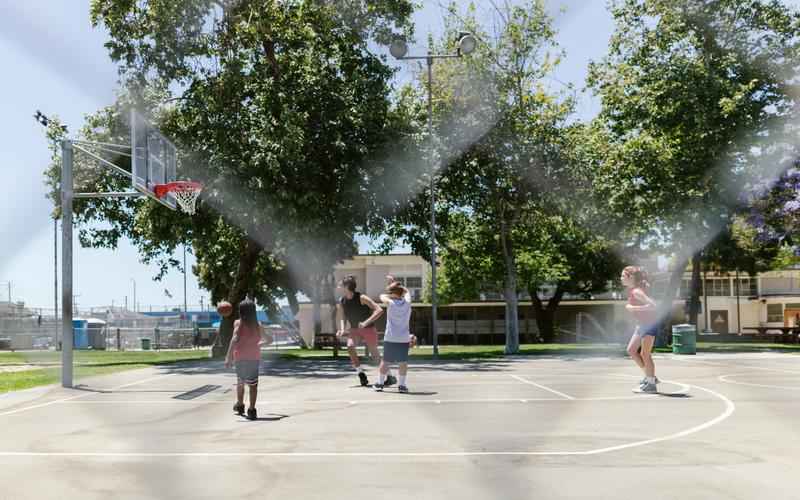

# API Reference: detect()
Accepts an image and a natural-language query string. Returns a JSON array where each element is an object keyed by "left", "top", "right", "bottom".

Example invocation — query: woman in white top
[{"left": 374, "top": 275, "right": 416, "bottom": 393}]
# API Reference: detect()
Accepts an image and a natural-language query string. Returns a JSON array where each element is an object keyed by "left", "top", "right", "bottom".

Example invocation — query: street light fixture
[{"left": 391, "top": 32, "right": 477, "bottom": 358}]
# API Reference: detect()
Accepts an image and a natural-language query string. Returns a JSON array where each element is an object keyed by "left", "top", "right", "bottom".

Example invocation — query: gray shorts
[
  {"left": 383, "top": 341, "right": 410, "bottom": 363},
  {"left": 235, "top": 360, "right": 260, "bottom": 386}
]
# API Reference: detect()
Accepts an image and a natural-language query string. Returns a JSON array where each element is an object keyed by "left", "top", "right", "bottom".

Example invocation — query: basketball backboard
[{"left": 131, "top": 110, "right": 178, "bottom": 210}]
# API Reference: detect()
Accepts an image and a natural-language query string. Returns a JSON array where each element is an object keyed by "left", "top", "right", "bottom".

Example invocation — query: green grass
[
  {"left": 0, "top": 350, "right": 210, "bottom": 394},
  {"left": 281, "top": 342, "right": 800, "bottom": 361},
  {"left": 281, "top": 343, "right": 624, "bottom": 361}
]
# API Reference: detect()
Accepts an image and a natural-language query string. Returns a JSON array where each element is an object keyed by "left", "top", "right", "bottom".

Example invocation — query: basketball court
[{"left": 0, "top": 352, "right": 798, "bottom": 499}]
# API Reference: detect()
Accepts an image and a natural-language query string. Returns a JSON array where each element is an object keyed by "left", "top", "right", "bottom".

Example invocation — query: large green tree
[
  {"left": 46, "top": 0, "right": 415, "bottom": 353},
  {"left": 586, "top": 0, "right": 800, "bottom": 327},
  {"left": 385, "top": 1, "right": 592, "bottom": 353}
]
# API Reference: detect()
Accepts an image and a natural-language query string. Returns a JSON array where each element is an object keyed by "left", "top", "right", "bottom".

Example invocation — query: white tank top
[{"left": 384, "top": 296, "right": 411, "bottom": 343}]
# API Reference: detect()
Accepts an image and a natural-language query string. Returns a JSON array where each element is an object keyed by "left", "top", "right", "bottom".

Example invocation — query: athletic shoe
[
  {"left": 398, "top": 385, "right": 409, "bottom": 394},
  {"left": 358, "top": 372, "right": 369, "bottom": 387},
  {"left": 246, "top": 407, "right": 257, "bottom": 420},
  {"left": 385, "top": 374, "right": 397, "bottom": 387},
  {"left": 640, "top": 377, "right": 660, "bottom": 387},
  {"left": 233, "top": 402, "right": 245, "bottom": 416},
  {"left": 639, "top": 383, "right": 658, "bottom": 394},
  {"left": 373, "top": 384, "right": 384, "bottom": 392}
]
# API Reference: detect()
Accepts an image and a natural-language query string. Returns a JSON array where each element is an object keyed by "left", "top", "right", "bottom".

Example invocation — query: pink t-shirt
[
  {"left": 628, "top": 288, "right": 656, "bottom": 326},
  {"left": 233, "top": 320, "right": 262, "bottom": 361}
]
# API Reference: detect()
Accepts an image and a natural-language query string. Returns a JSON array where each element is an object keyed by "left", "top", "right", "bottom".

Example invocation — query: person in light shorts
[{"left": 374, "top": 275, "right": 416, "bottom": 393}]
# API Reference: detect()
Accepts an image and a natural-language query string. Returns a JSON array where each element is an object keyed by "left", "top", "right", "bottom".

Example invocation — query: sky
[{"left": 0, "top": 1, "right": 614, "bottom": 311}]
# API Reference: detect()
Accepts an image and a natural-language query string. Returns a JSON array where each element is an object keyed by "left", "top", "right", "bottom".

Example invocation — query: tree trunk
[
  {"left": 531, "top": 286, "right": 565, "bottom": 343},
  {"left": 325, "top": 272, "right": 340, "bottom": 358},
  {"left": 499, "top": 223, "right": 519, "bottom": 354},
  {"left": 689, "top": 252, "right": 703, "bottom": 327},
  {"left": 656, "top": 254, "right": 690, "bottom": 347},
  {"left": 312, "top": 278, "right": 322, "bottom": 338},
  {"left": 212, "top": 237, "right": 261, "bottom": 358}
]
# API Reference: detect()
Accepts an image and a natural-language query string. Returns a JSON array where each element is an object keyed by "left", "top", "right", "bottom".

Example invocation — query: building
[
  {"left": 296, "top": 254, "right": 800, "bottom": 346},
  {"left": 675, "top": 268, "right": 800, "bottom": 333},
  {"left": 296, "top": 254, "right": 631, "bottom": 346}
]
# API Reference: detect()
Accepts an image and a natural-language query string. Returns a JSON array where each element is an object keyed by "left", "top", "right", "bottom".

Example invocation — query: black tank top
[{"left": 341, "top": 292, "right": 372, "bottom": 326}]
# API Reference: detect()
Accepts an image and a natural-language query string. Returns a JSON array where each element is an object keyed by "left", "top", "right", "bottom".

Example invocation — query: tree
[
  {"left": 586, "top": 0, "right": 800, "bottom": 327},
  {"left": 435, "top": 207, "right": 622, "bottom": 343},
  {"left": 384, "top": 1, "right": 590, "bottom": 353},
  {"left": 46, "top": 0, "right": 415, "bottom": 353}
]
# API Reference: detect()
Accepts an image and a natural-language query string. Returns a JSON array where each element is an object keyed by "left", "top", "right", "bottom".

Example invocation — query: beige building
[
  {"left": 296, "top": 254, "right": 631, "bottom": 346},
  {"left": 675, "top": 269, "right": 800, "bottom": 333},
  {"left": 296, "top": 254, "right": 800, "bottom": 346}
]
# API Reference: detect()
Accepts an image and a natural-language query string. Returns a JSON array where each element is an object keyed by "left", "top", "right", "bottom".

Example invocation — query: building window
[
  {"left": 706, "top": 278, "right": 731, "bottom": 297},
  {"left": 735, "top": 278, "right": 758, "bottom": 296},
  {"left": 395, "top": 276, "right": 423, "bottom": 302},
  {"left": 767, "top": 303, "right": 784, "bottom": 323}
]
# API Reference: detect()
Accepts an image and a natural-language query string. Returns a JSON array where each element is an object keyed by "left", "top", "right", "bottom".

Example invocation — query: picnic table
[{"left": 741, "top": 326, "right": 800, "bottom": 343}]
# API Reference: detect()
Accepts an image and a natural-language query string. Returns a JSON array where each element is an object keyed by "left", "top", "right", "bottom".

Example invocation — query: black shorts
[
  {"left": 383, "top": 341, "right": 410, "bottom": 363},
  {"left": 235, "top": 360, "right": 260, "bottom": 386}
]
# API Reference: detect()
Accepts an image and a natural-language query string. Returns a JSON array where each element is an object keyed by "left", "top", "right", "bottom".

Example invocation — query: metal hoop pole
[{"left": 61, "top": 140, "right": 74, "bottom": 388}]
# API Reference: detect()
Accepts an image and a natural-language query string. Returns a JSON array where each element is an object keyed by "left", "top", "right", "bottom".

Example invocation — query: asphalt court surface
[{"left": 1, "top": 352, "right": 799, "bottom": 500}]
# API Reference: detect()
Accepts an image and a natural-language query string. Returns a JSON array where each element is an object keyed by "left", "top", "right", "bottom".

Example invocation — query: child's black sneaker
[
  {"left": 358, "top": 372, "right": 369, "bottom": 386},
  {"left": 373, "top": 384, "right": 384, "bottom": 392},
  {"left": 233, "top": 402, "right": 245, "bottom": 415},
  {"left": 246, "top": 407, "right": 257, "bottom": 420},
  {"left": 398, "top": 385, "right": 409, "bottom": 394}
]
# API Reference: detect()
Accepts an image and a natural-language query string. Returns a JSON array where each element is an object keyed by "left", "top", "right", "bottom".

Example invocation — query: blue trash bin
[{"left": 72, "top": 320, "right": 89, "bottom": 349}]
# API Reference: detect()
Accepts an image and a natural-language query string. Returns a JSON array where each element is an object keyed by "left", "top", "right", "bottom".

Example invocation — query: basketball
[{"left": 217, "top": 301, "right": 233, "bottom": 318}]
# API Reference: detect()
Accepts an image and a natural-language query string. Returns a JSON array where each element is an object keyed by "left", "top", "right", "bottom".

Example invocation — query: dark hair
[
  {"left": 238, "top": 299, "right": 258, "bottom": 329},
  {"left": 623, "top": 265, "right": 650, "bottom": 290},
  {"left": 340, "top": 275, "right": 357, "bottom": 292}
]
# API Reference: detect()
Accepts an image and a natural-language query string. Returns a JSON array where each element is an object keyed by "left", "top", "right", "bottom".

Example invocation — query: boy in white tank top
[{"left": 374, "top": 275, "right": 416, "bottom": 393}]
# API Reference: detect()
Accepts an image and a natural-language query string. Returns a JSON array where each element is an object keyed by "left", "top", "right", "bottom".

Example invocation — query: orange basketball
[{"left": 216, "top": 301, "right": 233, "bottom": 318}]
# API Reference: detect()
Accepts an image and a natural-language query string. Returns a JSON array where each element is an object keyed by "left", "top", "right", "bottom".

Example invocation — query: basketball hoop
[{"left": 153, "top": 181, "right": 203, "bottom": 215}]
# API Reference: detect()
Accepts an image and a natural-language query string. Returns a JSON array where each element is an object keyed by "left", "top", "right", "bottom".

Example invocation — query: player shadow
[
  {"left": 654, "top": 392, "right": 692, "bottom": 398},
  {"left": 236, "top": 413, "right": 290, "bottom": 422}
]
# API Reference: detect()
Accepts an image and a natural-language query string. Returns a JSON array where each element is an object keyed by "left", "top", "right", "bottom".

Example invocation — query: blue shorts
[
  {"left": 235, "top": 360, "right": 260, "bottom": 386},
  {"left": 635, "top": 324, "right": 659, "bottom": 337},
  {"left": 383, "top": 341, "right": 410, "bottom": 363}
]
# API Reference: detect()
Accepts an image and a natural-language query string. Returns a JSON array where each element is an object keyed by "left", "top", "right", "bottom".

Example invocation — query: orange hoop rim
[{"left": 153, "top": 181, "right": 203, "bottom": 199}]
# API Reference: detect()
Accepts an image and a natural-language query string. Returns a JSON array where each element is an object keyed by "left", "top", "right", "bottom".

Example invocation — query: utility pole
[{"left": 54, "top": 217, "right": 59, "bottom": 350}]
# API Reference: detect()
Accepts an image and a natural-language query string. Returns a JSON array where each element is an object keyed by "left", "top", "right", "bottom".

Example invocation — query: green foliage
[
  {"left": 586, "top": 0, "right": 800, "bottom": 258},
  {"left": 385, "top": 1, "right": 622, "bottom": 350},
  {"left": 47, "top": 0, "right": 415, "bottom": 353}
]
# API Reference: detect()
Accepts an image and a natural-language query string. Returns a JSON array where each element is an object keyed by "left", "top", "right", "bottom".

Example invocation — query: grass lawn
[
  {"left": 280, "top": 342, "right": 800, "bottom": 361},
  {"left": 0, "top": 350, "right": 210, "bottom": 394}
]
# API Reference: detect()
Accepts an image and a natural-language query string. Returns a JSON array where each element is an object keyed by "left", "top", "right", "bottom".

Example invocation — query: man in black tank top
[{"left": 336, "top": 275, "right": 395, "bottom": 387}]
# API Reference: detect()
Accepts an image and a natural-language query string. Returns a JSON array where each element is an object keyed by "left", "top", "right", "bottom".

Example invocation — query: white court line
[
  {"left": 0, "top": 384, "right": 733, "bottom": 458},
  {"left": 54, "top": 396, "right": 670, "bottom": 405},
  {"left": 0, "top": 373, "right": 177, "bottom": 418},
  {"left": 0, "top": 379, "right": 734, "bottom": 457},
  {"left": 508, "top": 375, "right": 575, "bottom": 400},
  {"left": 718, "top": 374, "right": 800, "bottom": 391},
  {"left": 673, "top": 358, "right": 800, "bottom": 375}
]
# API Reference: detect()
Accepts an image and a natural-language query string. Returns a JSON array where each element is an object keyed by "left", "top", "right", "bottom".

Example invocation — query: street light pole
[
  {"left": 131, "top": 279, "right": 137, "bottom": 314},
  {"left": 391, "top": 33, "right": 477, "bottom": 359},
  {"left": 426, "top": 54, "right": 440, "bottom": 357}
]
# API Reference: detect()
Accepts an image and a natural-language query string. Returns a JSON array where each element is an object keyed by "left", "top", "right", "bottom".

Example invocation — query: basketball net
[{"left": 154, "top": 181, "right": 203, "bottom": 215}]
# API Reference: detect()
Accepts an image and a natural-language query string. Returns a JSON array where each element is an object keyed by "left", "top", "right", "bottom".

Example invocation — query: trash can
[
  {"left": 672, "top": 324, "right": 697, "bottom": 355},
  {"left": 141, "top": 338, "right": 151, "bottom": 351},
  {"left": 72, "top": 320, "right": 89, "bottom": 349}
]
